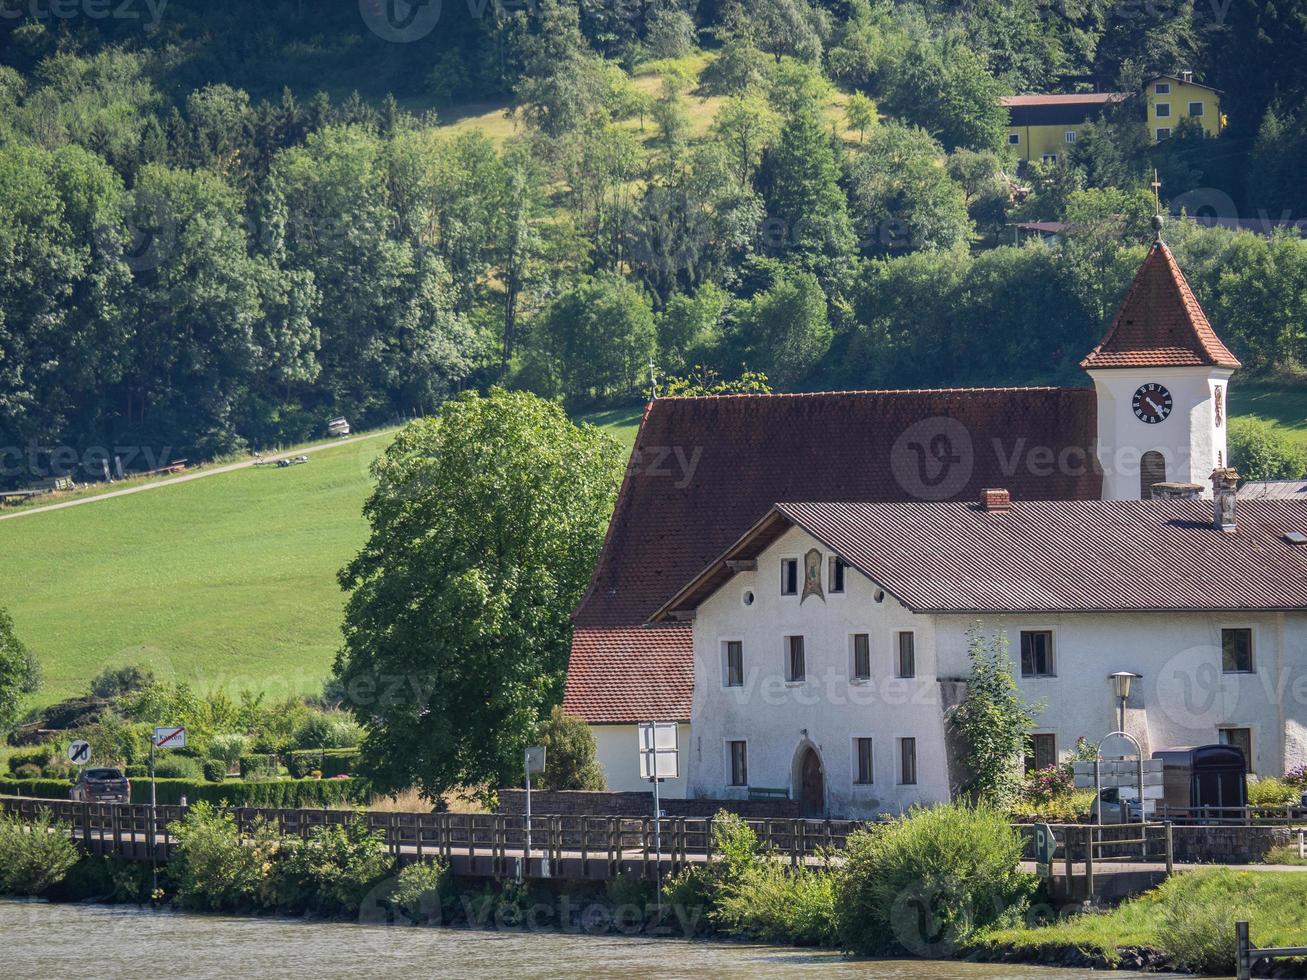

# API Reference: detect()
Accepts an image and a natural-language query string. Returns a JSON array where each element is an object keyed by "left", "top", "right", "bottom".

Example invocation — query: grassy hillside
[
  {"left": 1, "top": 413, "right": 641, "bottom": 708},
  {"left": 1229, "top": 383, "right": 1307, "bottom": 448}
]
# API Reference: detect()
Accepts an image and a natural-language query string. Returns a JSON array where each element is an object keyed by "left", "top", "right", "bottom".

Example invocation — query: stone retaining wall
[{"left": 1170, "top": 825, "right": 1295, "bottom": 863}]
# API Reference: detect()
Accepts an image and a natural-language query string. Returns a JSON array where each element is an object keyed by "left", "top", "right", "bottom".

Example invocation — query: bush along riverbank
[{"left": 2, "top": 803, "right": 1304, "bottom": 975}]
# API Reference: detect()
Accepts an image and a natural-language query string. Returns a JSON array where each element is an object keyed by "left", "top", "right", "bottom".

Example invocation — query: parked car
[
  {"left": 70, "top": 767, "right": 130, "bottom": 803},
  {"left": 1090, "top": 787, "right": 1143, "bottom": 824}
]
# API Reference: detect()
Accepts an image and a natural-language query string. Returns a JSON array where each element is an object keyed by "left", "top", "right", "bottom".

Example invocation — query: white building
[{"left": 562, "top": 231, "right": 1307, "bottom": 811}]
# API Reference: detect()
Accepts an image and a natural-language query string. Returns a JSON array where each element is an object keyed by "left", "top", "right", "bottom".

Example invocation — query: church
[{"left": 562, "top": 228, "right": 1307, "bottom": 818}]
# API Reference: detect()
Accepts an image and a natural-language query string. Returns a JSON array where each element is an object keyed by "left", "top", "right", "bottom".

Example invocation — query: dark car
[{"left": 70, "top": 767, "right": 130, "bottom": 803}]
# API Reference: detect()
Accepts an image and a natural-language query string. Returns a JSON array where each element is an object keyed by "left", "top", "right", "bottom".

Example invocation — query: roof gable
[
  {"left": 657, "top": 499, "right": 1307, "bottom": 617},
  {"left": 1081, "top": 239, "right": 1241, "bottom": 370}
]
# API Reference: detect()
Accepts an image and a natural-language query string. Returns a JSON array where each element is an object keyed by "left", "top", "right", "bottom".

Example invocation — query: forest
[{"left": 1, "top": 0, "right": 1305, "bottom": 484}]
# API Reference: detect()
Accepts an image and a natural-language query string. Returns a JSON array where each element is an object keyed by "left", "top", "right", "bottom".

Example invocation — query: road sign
[
  {"left": 525, "top": 746, "right": 546, "bottom": 775},
  {"left": 67, "top": 740, "right": 91, "bottom": 766},
  {"left": 1033, "top": 823, "right": 1055, "bottom": 878},
  {"left": 153, "top": 726, "right": 186, "bottom": 749},
  {"left": 637, "top": 721, "right": 679, "bottom": 780}
]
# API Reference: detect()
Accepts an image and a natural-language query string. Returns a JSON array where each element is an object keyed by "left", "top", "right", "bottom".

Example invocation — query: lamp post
[{"left": 1109, "top": 672, "right": 1142, "bottom": 735}]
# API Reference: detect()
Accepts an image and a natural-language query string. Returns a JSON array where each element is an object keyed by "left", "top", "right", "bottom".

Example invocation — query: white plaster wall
[
  {"left": 591, "top": 723, "right": 688, "bottom": 798},
  {"left": 1089, "top": 366, "right": 1233, "bottom": 500},
  {"left": 688, "top": 526, "right": 950, "bottom": 818},
  {"left": 934, "top": 611, "right": 1307, "bottom": 776}
]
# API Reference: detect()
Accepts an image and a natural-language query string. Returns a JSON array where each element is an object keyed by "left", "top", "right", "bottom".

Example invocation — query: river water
[{"left": 2, "top": 900, "right": 1177, "bottom": 979}]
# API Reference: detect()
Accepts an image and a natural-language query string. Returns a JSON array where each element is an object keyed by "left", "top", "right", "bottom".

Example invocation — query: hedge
[
  {"left": 286, "top": 749, "right": 360, "bottom": 779},
  {"left": 0, "top": 777, "right": 369, "bottom": 808}
]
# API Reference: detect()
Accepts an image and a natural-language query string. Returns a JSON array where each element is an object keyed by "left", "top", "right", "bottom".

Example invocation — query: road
[{"left": 0, "top": 430, "right": 394, "bottom": 523}]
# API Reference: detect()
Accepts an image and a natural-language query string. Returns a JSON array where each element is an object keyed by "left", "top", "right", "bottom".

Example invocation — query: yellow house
[
  {"left": 1143, "top": 73, "right": 1223, "bottom": 142},
  {"left": 1003, "top": 74, "right": 1225, "bottom": 166},
  {"left": 1002, "top": 93, "right": 1128, "bottom": 166}
]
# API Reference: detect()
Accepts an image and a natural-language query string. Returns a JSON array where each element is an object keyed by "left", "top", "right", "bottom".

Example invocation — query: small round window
[{"left": 742, "top": 590, "right": 755, "bottom": 607}]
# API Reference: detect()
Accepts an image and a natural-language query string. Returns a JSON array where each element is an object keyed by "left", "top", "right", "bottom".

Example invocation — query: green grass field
[{"left": 1230, "top": 383, "right": 1307, "bottom": 448}]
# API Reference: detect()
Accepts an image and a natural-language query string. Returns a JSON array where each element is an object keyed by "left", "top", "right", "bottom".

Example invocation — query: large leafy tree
[
  {"left": 0, "top": 607, "right": 39, "bottom": 734},
  {"left": 334, "top": 390, "right": 626, "bottom": 799}
]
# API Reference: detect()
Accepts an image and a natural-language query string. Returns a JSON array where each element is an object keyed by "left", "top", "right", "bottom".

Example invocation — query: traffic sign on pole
[
  {"left": 153, "top": 726, "right": 187, "bottom": 749},
  {"left": 67, "top": 740, "right": 91, "bottom": 766}
]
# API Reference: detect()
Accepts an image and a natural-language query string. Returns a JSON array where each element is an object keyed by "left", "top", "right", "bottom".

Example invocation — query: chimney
[
  {"left": 1180, "top": 69, "right": 1194, "bottom": 83},
  {"left": 1211, "top": 467, "right": 1239, "bottom": 533},
  {"left": 1151, "top": 481, "right": 1203, "bottom": 501},
  {"left": 980, "top": 488, "right": 1011, "bottom": 513}
]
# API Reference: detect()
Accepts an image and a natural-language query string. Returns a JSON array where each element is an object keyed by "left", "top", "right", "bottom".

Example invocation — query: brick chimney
[
  {"left": 980, "top": 488, "right": 1011, "bottom": 513},
  {"left": 1211, "top": 467, "right": 1239, "bottom": 533}
]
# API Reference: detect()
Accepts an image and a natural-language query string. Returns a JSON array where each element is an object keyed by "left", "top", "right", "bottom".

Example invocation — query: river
[{"left": 4, "top": 900, "right": 1186, "bottom": 980}]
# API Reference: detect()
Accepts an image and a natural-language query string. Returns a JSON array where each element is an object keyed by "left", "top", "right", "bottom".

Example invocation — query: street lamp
[{"left": 1108, "top": 671, "right": 1142, "bottom": 734}]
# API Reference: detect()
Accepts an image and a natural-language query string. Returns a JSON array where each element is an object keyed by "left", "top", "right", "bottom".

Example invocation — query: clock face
[{"left": 1132, "top": 383, "right": 1173, "bottom": 424}]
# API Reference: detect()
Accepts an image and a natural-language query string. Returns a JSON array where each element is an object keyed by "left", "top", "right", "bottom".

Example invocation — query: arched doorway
[
  {"left": 1140, "top": 450, "right": 1166, "bottom": 499},
  {"left": 796, "top": 746, "right": 825, "bottom": 818}
]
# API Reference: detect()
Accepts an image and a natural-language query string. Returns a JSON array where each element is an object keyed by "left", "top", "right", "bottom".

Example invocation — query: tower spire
[{"left": 1150, "top": 170, "right": 1164, "bottom": 242}]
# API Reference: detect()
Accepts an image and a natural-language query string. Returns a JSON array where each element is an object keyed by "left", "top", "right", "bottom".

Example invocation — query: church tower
[{"left": 1082, "top": 218, "right": 1241, "bottom": 500}]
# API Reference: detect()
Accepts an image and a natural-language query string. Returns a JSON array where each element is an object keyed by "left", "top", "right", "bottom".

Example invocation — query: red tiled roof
[
  {"left": 564, "top": 389, "right": 1102, "bottom": 722},
  {"left": 1081, "top": 240, "right": 1242, "bottom": 370},
  {"left": 562, "top": 625, "right": 693, "bottom": 723},
  {"left": 657, "top": 499, "right": 1307, "bottom": 617}
]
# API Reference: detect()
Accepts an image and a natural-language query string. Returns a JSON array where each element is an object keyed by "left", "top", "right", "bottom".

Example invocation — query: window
[
  {"left": 897, "top": 632, "right": 916, "bottom": 678},
  {"left": 786, "top": 635, "right": 806, "bottom": 682},
  {"left": 899, "top": 738, "right": 917, "bottom": 785},
  {"left": 1008, "top": 132, "right": 1020, "bottom": 145},
  {"left": 1219, "top": 728, "right": 1252, "bottom": 771},
  {"left": 780, "top": 558, "right": 798, "bottom": 596},
  {"left": 1020, "top": 631, "right": 1056, "bottom": 677},
  {"left": 728, "top": 741, "right": 748, "bottom": 785},
  {"left": 1155, "top": 82, "right": 1170, "bottom": 94},
  {"left": 852, "top": 633, "right": 871, "bottom": 681},
  {"left": 1188, "top": 101, "right": 1204, "bottom": 117},
  {"left": 1156, "top": 127, "right": 1171, "bottom": 140},
  {"left": 829, "top": 556, "right": 846, "bottom": 594},
  {"left": 1141, "top": 450, "right": 1167, "bottom": 499},
  {"left": 724, "top": 640, "right": 744, "bottom": 688},
  {"left": 854, "top": 737, "right": 874, "bottom": 784},
  {"left": 1222, "top": 629, "right": 1254, "bottom": 673},
  {"left": 1155, "top": 102, "right": 1171, "bottom": 118},
  {"left": 1041, "top": 153, "right": 1058, "bottom": 164},
  {"left": 1065, "top": 130, "right": 1077, "bottom": 143},
  {"left": 1026, "top": 734, "right": 1057, "bottom": 772}
]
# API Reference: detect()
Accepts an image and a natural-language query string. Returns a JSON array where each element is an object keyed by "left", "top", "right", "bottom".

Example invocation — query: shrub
[
  {"left": 1285, "top": 764, "right": 1307, "bottom": 788},
  {"left": 293, "top": 712, "right": 362, "bottom": 750},
  {"left": 130, "top": 776, "right": 367, "bottom": 807},
  {"left": 1248, "top": 777, "right": 1300, "bottom": 806},
  {"left": 239, "top": 754, "right": 278, "bottom": 779},
  {"left": 89, "top": 664, "right": 156, "bottom": 700},
  {"left": 7, "top": 747, "right": 54, "bottom": 773},
  {"left": 286, "top": 750, "right": 322, "bottom": 779},
  {"left": 274, "top": 818, "right": 394, "bottom": 916},
  {"left": 0, "top": 811, "right": 80, "bottom": 895},
  {"left": 14, "top": 763, "right": 43, "bottom": 779},
  {"left": 1010, "top": 789, "right": 1095, "bottom": 823},
  {"left": 1154, "top": 869, "right": 1253, "bottom": 974},
  {"left": 1229, "top": 416, "right": 1307, "bottom": 481},
  {"left": 714, "top": 861, "right": 839, "bottom": 946},
  {"left": 536, "top": 706, "right": 606, "bottom": 791},
  {"left": 168, "top": 802, "right": 271, "bottom": 911},
  {"left": 209, "top": 733, "right": 248, "bottom": 767},
  {"left": 153, "top": 754, "right": 202, "bottom": 779},
  {"left": 836, "top": 803, "right": 1034, "bottom": 956},
  {"left": 663, "top": 867, "right": 714, "bottom": 935},
  {"left": 202, "top": 759, "right": 227, "bottom": 783},
  {"left": 0, "top": 777, "right": 73, "bottom": 798},
  {"left": 389, "top": 860, "right": 451, "bottom": 924}
]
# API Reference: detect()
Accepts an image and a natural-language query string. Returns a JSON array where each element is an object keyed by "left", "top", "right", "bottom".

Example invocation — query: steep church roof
[
  {"left": 1080, "top": 239, "right": 1242, "bottom": 370},
  {"left": 563, "top": 388, "right": 1101, "bottom": 723}
]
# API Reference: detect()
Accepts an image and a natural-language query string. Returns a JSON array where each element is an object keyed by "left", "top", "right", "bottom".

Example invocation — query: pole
[
  {"left": 1236, "top": 920, "right": 1251, "bottom": 980},
  {"left": 1119, "top": 696, "right": 1127, "bottom": 736},
  {"left": 150, "top": 736, "right": 158, "bottom": 894},
  {"left": 524, "top": 749, "right": 532, "bottom": 875},
  {"left": 652, "top": 776, "right": 662, "bottom": 918}
]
